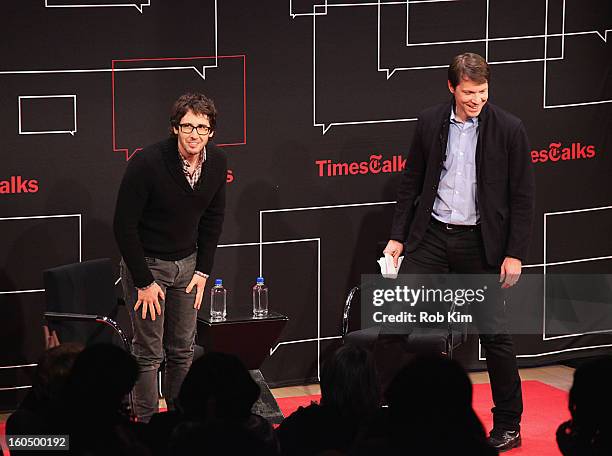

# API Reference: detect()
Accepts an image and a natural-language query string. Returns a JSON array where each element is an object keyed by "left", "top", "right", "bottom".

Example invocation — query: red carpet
[
  {"left": 0, "top": 422, "right": 6, "bottom": 455},
  {"left": 276, "top": 380, "right": 569, "bottom": 455}
]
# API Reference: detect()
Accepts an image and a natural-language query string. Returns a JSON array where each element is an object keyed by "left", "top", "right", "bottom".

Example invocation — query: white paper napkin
[{"left": 378, "top": 253, "right": 404, "bottom": 279}]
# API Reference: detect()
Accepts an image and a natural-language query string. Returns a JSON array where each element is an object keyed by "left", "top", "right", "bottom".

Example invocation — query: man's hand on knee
[
  {"left": 186, "top": 274, "right": 207, "bottom": 310},
  {"left": 135, "top": 283, "right": 164, "bottom": 320}
]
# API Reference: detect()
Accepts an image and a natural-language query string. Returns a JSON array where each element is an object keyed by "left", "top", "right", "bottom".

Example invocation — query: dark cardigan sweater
[{"left": 113, "top": 138, "right": 226, "bottom": 288}]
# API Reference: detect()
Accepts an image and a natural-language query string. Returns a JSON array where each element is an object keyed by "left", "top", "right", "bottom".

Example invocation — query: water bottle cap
[
  {"left": 256, "top": 277, "right": 264, "bottom": 284},
  {"left": 214, "top": 279, "right": 222, "bottom": 286}
]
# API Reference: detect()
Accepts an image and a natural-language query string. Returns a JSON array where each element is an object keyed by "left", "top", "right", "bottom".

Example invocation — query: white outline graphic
[
  {"left": 0, "top": 363, "right": 37, "bottom": 370},
  {"left": 0, "top": 385, "right": 32, "bottom": 391},
  {"left": 478, "top": 204, "right": 612, "bottom": 360},
  {"left": 543, "top": 205, "right": 612, "bottom": 340},
  {"left": 479, "top": 340, "right": 612, "bottom": 362},
  {"left": 108, "top": 0, "right": 218, "bottom": 80},
  {"left": 18, "top": 95, "right": 77, "bottom": 136},
  {"left": 289, "top": 0, "right": 327, "bottom": 18},
  {"left": 289, "top": 0, "right": 458, "bottom": 18},
  {"left": 258, "top": 201, "right": 397, "bottom": 378},
  {"left": 44, "top": 0, "right": 150, "bottom": 13},
  {"left": 0, "top": 214, "right": 82, "bottom": 295},
  {"left": 0, "top": 215, "right": 79, "bottom": 381},
  {"left": 291, "top": 0, "right": 612, "bottom": 134},
  {"left": 259, "top": 200, "right": 396, "bottom": 274},
  {"left": 255, "top": 200, "right": 612, "bottom": 364},
  {"left": 542, "top": 0, "right": 611, "bottom": 109},
  {"left": 217, "top": 238, "right": 324, "bottom": 379},
  {"left": 391, "top": 0, "right": 566, "bottom": 75},
  {"left": 2, "top": 0, "right": 217, "bottom": 77}
]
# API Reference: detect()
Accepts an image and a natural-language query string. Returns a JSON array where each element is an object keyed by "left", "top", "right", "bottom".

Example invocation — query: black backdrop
[{"left": 1, "top": 0, "right": 611, "bottom": 409}]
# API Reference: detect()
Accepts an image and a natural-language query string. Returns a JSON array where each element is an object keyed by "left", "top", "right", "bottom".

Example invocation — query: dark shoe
[{"left": 487, "top": 429, "right": 521, "bottom": 452}]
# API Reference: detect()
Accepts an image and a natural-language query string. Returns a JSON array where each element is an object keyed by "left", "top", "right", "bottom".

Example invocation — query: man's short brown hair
[
  {"left": 169, "top": 92, "right": 217, "bottom": 136},
  {"left": 448, "top": 53, "right": 490, "bottom": 88}
]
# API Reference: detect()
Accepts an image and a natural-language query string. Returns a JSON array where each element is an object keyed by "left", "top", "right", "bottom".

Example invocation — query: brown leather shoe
[{"left": 487, "top": 429, "right": 521, "bottom": 452}]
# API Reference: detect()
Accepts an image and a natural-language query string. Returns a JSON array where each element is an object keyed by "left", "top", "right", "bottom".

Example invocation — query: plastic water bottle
[
  {"left": 210, "top": 279, "right": 226, "bottom": 320},
  {"left": 252, "top": 277, "right": 269, "bottom": 318}
]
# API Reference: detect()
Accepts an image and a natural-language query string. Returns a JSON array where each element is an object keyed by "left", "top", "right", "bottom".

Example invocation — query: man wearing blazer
[
  {"left": 384, "top": 53, "right": 535, "bottom": 451},
  {"left": 114, "top": 93, "right": 226, "bottom": 422}
]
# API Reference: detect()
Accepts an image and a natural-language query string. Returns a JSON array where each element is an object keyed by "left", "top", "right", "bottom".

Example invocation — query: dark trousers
[
  {"left": 120, "top": 252, "right": 198, "bottom": 423},
  {"left": 402, "top": 220, "right": 523, "bottom": 431}
]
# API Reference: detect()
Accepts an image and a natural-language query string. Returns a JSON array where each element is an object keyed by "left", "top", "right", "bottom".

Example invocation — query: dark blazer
[{"left": 390, "top": 100, "right": 535, "bottom": 267}]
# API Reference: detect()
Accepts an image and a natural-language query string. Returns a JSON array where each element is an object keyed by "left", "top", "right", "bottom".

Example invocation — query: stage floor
[{"left": 270, "top": 364, "right": 575, "bottom": 399}]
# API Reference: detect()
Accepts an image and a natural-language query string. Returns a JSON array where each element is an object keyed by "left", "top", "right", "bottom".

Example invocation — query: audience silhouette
[
  {"left": 6, "top": 342, "right": 83, "bottom": 438},
  {"left": 7, "top": 342, "right": 612, "bottom": 455},
  {"left": 5, "top": 343, "right": 84, "bottom": 456},
  {"left": 276, "top": 343, "right": 380, "bottom": 455},
  {"left": 354, "top": 355, "right": 496, "bottom": 455},
  {"left": 148, "top": 351, "right": 278, "bottom": 455},
  {"left": 557, "top": 356, "right": 612, "bottom": 455},
  {"left": 55, "top": 343, "right": 148, "bottom": 455}
]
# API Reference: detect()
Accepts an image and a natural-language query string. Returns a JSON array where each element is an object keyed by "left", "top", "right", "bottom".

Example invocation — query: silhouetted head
[
  {"left": 320, "top": 343, "right": 380, "bottom": 418},
  {"left": 569, "top": 356, "right": 612, "bottom": 432},
  {"left": 386, "top": 355, "right": 491, "bottom": 454},
  {"left": 63, "top": 343, "right": 138, "bottom": 416},
  {"left": 387, "top": 355, "right": 474, "bottom": 424},
  {"left": 32, "top": 342, "right": 83, "bottom": 402},
  {"left": 178, "top": 352, "right": 260, "bottom": 422}
]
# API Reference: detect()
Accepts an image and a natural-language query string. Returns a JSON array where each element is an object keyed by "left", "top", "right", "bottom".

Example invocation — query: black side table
[{"left": 196, "top": 311, "right": 289, "bottom": 424}]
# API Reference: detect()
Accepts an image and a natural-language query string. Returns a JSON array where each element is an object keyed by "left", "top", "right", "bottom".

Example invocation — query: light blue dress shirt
[{"left": 432, "top": 108, "right": 480, "bottom": 225}]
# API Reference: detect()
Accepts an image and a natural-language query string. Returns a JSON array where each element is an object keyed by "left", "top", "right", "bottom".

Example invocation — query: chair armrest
[
  {"left": 44, "top": 311, "right": 100, "bottom": 322},
  {"left": 342, "top": 286, "right": 360, "bottom": 337},
  {"left": 44, "top": 312, "right": 131, "bottom": 351}
]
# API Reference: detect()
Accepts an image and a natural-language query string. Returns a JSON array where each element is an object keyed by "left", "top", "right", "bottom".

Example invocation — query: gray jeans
[{"left": 120, "top": 252, "right": 198, "bottom": 422}]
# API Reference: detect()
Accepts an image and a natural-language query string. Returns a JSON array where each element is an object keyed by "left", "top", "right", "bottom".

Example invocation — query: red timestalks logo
[
  {"left": 316, "top": 154, "right": 407, "bottom": 177},
  {"left": 0, "top": 176, "right": 39, "bottom": 194},
  {"left": 531, "top": 142, "right": 596, "bottom": 163}
]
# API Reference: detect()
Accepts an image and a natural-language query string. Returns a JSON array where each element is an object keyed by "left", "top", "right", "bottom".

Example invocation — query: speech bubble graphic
[
  {"left": 18, "top": 95, "right": 77, "bottom": 136},
  {"left": 311, "top": 3, "right": 430, "bottom": 135},
  {"left": 562, "top": 0, "right": 611, "bottom": 43},
  {"left": 112, "top": 55, "right": 247, "bottom": 160},
  {"left": 381, "top": 0, "right": 566, "bottom": 75},
  {"left": 45, "top": 0, "right": 151, "bottom": 13},
  {"left": 289, "top": 0, "right": 327, "bottom": 18},
  {"left": 294, "top": 0, "right": 609, "bottom": 135},
  {"left": 0, "top": 214, "right": 81, "bottom": 293}
]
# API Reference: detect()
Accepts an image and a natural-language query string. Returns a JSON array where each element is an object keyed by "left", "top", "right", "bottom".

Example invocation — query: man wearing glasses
[{"left": 114, "top": 92, "right": 226, "bottom": 422}]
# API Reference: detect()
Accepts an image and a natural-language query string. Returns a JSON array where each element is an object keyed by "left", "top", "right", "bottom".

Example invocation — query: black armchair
[
  {"left": 342, "top": 285, "right": 467, "bottom": 358},
  {"left": 43, "top": 258, "right": 130, "bottom": 351},
  {"left": 43, "top": 258, "right": 134, "bottom": 415}
]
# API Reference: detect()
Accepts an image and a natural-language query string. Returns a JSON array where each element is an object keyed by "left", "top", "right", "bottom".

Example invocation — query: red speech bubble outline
[{"left": 112, "top": 55, "right": 247, "bottom": 160}]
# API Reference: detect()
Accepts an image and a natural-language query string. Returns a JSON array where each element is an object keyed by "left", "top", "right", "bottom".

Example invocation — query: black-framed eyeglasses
[{"left": 179, "top": 123, "right": 212, "bottom": 135}]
